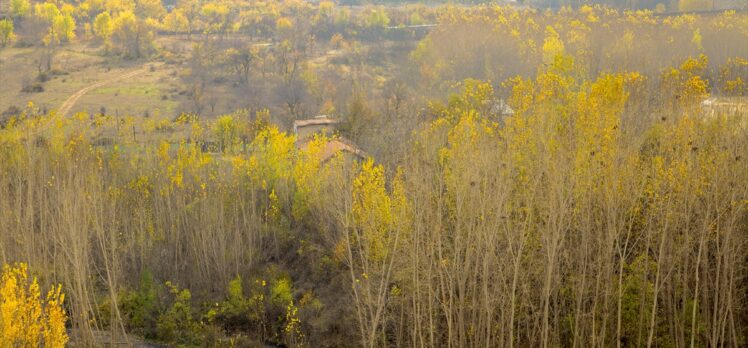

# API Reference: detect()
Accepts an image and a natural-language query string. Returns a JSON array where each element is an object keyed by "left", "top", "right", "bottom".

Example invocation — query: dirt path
[
  {"left": 12, "top": 65, "right": 152, "bottom": 140},
  {"left": 58, "top": 66, "right": 148, "bottom": 118}
]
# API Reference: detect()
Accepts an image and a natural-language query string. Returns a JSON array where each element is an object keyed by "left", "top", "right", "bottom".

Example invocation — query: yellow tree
[
  {"left": 135, "top": 0, "right": 166, "bottom": 20},
  {"left": 344, "top": 159, "right": 409, "bottom": 348},
  {"left": 176, "top": 0, "right": 202, "bottom": 38},
  {"left": 163, "top": 9, "right": 189, "bottom": 35},
  {"left": 542, "top": 26, "right": 565, "bottom": 65},
  {"left": 34, "top": 3, "right": 76, "bottom": 71},
  {"left": 201, "top": 2, "right": 231, "bottom": 36},
  {"left": 211, "top": 114, "right": 243, "bottom": 153},
  {"left": 291, "top": 134, "right": 328, "bottom": 220},
  {"left": 94, "top": 11, "right": 113, "bottom": 49},
  {"left": 10, "top": 0, "right": 31, "bottom": 18},
  {"left": 247, "top": 124, "right": 296, "bottom": 220},
  {"left": 104, "top": 0, "right": 135, "bottom": 14},
  {"left": 111, "top": 10, "right": 154, "bottom": 58},
  {"left": 276, "top": 16, "right": 294, "bottom": 35},
  {"left": 661, "top": 54, "right": 709, "bottom": 112},
  {"left": 0, "top": 20, "right": 14, "bottom": 47}
]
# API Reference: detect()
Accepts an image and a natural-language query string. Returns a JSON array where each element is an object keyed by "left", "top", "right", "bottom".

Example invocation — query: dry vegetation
[{"left": 0, "top": 1, "right": 747, "bottom": 347}]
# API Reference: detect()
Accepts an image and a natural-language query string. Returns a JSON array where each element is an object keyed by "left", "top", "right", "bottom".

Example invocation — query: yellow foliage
[
  {"left": 276, "top": 17, "right": 293, "bottom": 31},
  {"left": 318, "top": 1, "right": 334, "bottom": 16},
  {"left": 94, "top": 11, "right": 113, "bottom": 42},
  {"left": 572, "top": 73, "right": 634, "bottom": 199},
  {"left": 248, "top": 125, "right": 295, "bottom": 191},
  {"left": 212, "top": 115, "right": 239, "bottom": 153},
  {"left": 157, "top": 141, "right": 212, "bottom": 190},
  {"left": 724, "top": 77, "right": 745, "bottom": 95},
  {"left": 292, "top": 134, "right": 327, "bottom": 219},
  {"left": 351, "top": 160, "right": 408, "bottom": 262},
  {"left": 691, "top": 28, "right": 703, "bottom": 51},
  {"left": 0, "top": 263, "right": 67, "bottom": 347},
  {"left": 439, "top": 111, "right": 497, "bottom": 196},
  {"left": 542, "top": 26, "right": 565, "bottom": 65},
  {"left": 283, "top": 301, "right": 304, "bottom": 347},
  {"left": 661, "top": 54, "right": 709, "bottom": 108}
]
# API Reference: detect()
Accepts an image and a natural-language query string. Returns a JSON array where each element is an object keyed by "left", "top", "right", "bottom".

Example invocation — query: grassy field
[
  {"left": 75, "top": 65, "right": 181, "bottom": 118},
  {"left": 0, "top": 32, "right": 411, "bottom": 128},
  {"left": 0, "top": 42, "right": 183, "bottom": 119}
]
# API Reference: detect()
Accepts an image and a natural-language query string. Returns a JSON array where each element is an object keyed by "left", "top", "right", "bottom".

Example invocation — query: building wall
[{"left": 297, "top": 124, "right": 334, "bottom": 139}]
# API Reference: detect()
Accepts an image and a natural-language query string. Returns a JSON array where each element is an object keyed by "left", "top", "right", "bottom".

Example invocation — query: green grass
[
  {"left": 92, "top": 85, "right": 161, "bottom": 96},
  {"left": 0, "top": 42, "right": 186, "bottom": 119}
]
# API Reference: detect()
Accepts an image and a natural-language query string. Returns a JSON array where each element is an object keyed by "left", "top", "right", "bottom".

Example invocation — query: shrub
[
  {"left": 119, "top": 270, "right": 159, "bottom": 339},
  {"left": 0, "top": 263, "right": 68, "bottom": 347},
  {"left": 207, "top": 276, "right": 266, "bottom": 333},
  {"left": 156, "top": 281, "right": 203, "bottom": 346},
  {"left": 270, "top": 278, "right": 293, "bottom": 307}
]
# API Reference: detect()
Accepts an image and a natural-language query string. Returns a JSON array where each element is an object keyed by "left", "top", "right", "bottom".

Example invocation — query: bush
[
  {"left": 270, "top": 278, "right": 293, "bottom": 307},
  {"left": 206, "top": 276, "right": 266, "bottom": 333},
  {"left": 0, "top": 263, "right": 68, "bottom": 347},
  {"left": 119, "top": 271, "right": 159, "bottom": 339},
  {"left": 156, "top": 282, "right": 203, "bottom": 346},
  {"left": 0, "top": 106, "right": 21, "bottom": 128},
  {"left": 21, "top": 83, "right": 44, "bottom": 93},
  {"left": 206, "top": 273, "right": 303, "bottom": 346},
  {"left": 118, "top": 273, "right": 206, "bottom": 346}
]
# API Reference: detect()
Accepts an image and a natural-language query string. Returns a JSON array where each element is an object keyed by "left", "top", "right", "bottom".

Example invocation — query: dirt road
[
  {"left": 16, "top": 66, "right": 149, "bottom": 139},
  {"left": 58, "top": 66, "right": 148, "bottom": 118}
]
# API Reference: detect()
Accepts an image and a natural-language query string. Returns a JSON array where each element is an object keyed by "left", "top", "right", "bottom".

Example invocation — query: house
[
  {"left": 293, "top": 115, "right": 339, "bottom": 140},
  {"left": 293, "top": 115, "right": 367, "bottom": 162}
]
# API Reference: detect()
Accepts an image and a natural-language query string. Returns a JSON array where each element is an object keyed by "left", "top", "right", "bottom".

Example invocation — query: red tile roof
[{"left": 296, "top": 137, "right": 367, "bottom": 162}]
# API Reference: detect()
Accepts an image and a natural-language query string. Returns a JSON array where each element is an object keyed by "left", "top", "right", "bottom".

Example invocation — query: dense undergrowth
[
  {"left": 1, "top": 52, "right": 746, "bottom": 346},
  {"left": 0, "top": 3, "right": 747, "bottom": 348}
]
